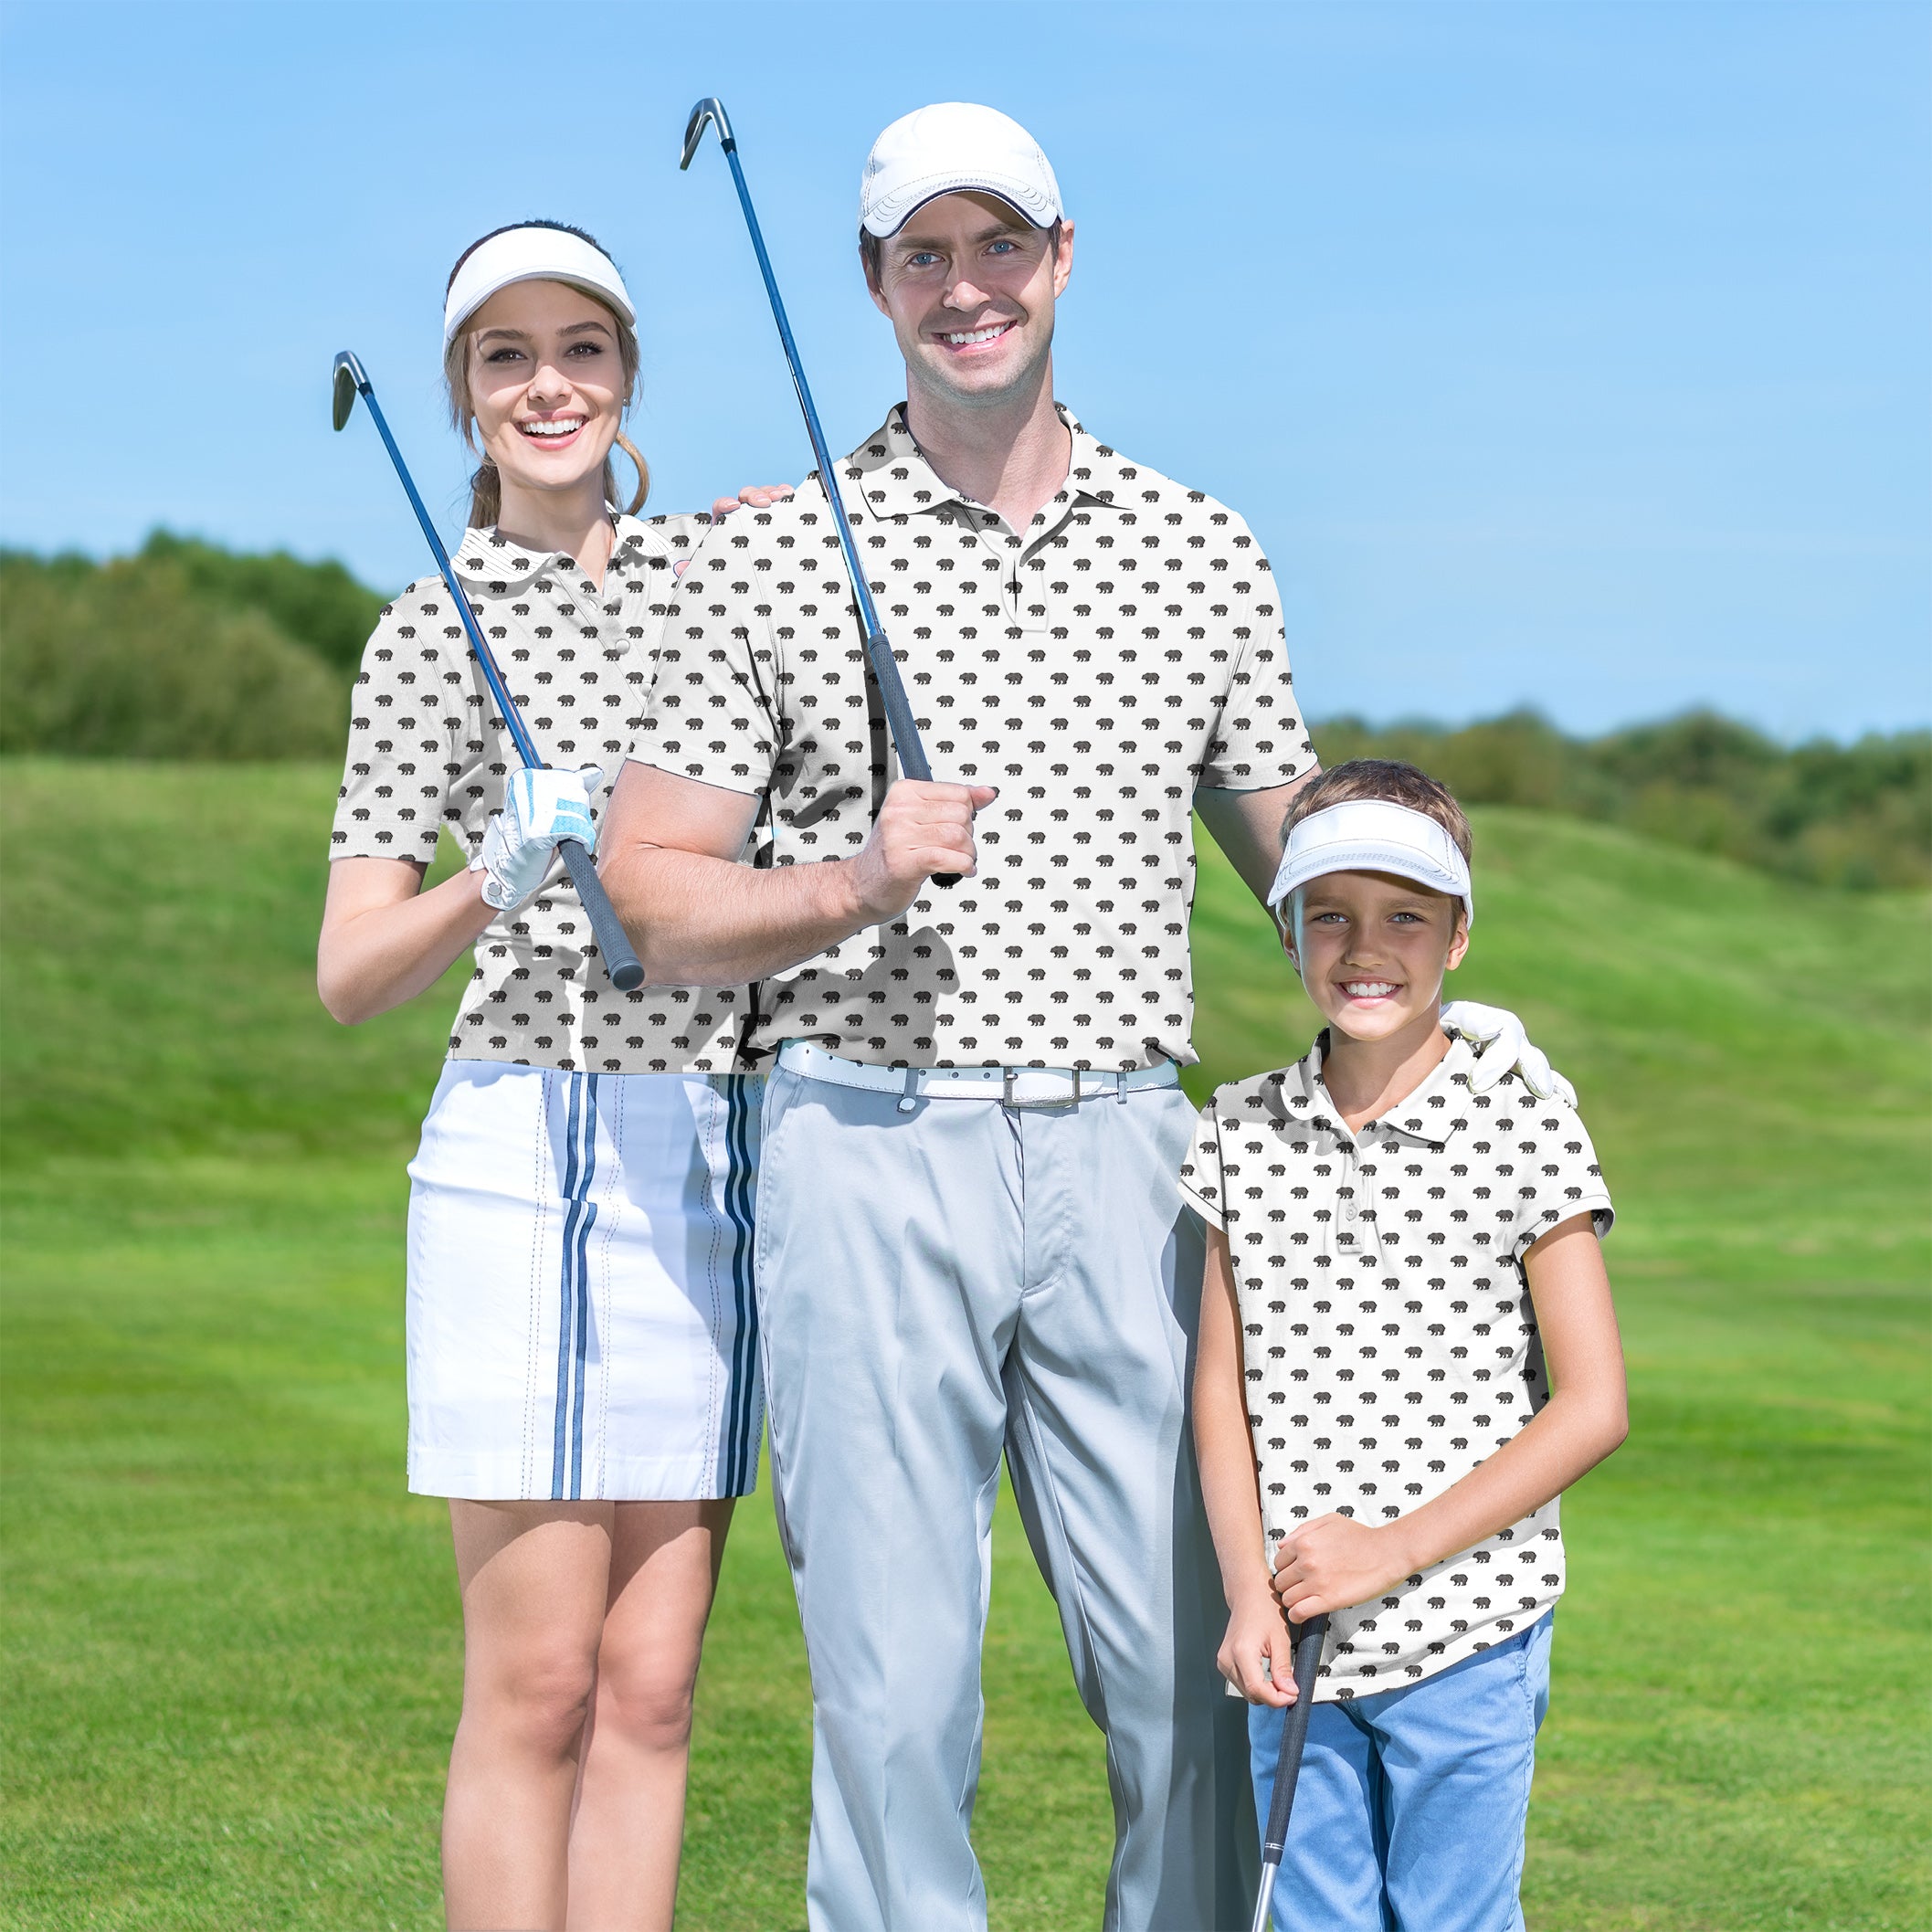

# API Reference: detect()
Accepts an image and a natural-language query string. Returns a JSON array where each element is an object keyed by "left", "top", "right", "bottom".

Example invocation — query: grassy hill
[{"left": 3, "top": 761, "right": 1927, "bottom": 1929}]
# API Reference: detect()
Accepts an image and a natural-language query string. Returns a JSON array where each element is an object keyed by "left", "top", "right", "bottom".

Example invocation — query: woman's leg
[
  {"left": 565, "top": 1498, "right": 734, "bottom": 1932},
  {"left": 444, "top": 1500, "right": 616, "bottom": 1932}
]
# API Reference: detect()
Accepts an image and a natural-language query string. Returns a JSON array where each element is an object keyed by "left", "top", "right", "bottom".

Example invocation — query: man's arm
[
  {"left": 1194, "top": 773, "right": 1320, "bottom": 910},
  {"left": 598, "top": 762, "right": 996, "bottom": 987}
]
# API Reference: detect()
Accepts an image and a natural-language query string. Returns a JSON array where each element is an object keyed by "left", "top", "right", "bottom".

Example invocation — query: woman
[{"left": 319, "top": 221, "right": 782, "bottom": 1931}]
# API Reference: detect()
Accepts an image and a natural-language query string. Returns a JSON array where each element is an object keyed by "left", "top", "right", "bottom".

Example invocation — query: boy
[{"left": 1183, "top": 760, "right": 1629, "bottom": 1931}]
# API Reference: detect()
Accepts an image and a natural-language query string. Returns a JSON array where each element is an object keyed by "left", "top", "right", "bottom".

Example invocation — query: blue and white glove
[
  {"left": 1441, "top": 1000, "right": 1577, "bottom": 1105},
  {"left": 472, "top": 766, "right": 600, "bottom": 912}
]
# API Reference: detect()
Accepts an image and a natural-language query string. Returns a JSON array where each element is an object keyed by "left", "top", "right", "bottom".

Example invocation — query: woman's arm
[
  {"left": 1271, "top": 1214, "right": 1629, "bottom": 1622},
  {"left": 1193, "top": 1225, "right": 1297, "bottom": 1705},
  {"left": 317, "top": 856, "right": 497, "bottom": 1026}
]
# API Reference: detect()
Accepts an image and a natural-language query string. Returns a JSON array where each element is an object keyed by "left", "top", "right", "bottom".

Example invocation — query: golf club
[
  {"left": 680, "top": 96, "right": 959, "bottom": 887},
  {"left": 1248, "top": 1610, "right": 1331, "bottom": 1932},
  {"left": 331, "top": 351, "right": 645, "bottom": 992}
]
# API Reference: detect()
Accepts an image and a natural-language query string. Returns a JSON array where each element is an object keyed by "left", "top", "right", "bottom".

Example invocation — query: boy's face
[{"left": 1288, "top": 868, "right": 1469, "bottom": 1045}]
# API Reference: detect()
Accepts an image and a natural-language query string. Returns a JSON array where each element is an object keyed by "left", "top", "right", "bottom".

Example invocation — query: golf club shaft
[
  {"left": 685, "top": 100, "right": 960, "bottom": 887},
  {"left": 335, "top": 359, "right": 645, "bottom": 992},
  {"left": 710, "top": 139, "right": 933, "bottom": 785},
  {"left": 1248, "top": 1611, "right": 1330, "bottom": 1932}
]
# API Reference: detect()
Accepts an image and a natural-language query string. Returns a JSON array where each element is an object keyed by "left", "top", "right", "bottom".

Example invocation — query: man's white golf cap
[
  {"left": 860, "top": 103, "right": 1063, "bottom": 239},
  {"left": 444, "top": 225, "right": 636, "bottom": 347},
  {"left": 1267, "top": 799, "right": 1475, "bottom": 926}
]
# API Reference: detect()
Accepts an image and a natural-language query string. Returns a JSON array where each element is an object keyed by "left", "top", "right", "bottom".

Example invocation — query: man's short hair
[{"left": 1283, "top": 759, "right": 1474, "bottom": 863}]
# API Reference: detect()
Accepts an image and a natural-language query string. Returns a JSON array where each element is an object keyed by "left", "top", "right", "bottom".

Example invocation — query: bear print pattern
[
  {"left": 1180, "top": 1035, "right": 1614, "bottom": 1698},
  {"left": 331, "top": 514, "right": 744, "bottom": 1074},
  {"left": 626, "top": 407, "right": 1316, "bottom": 1071}
]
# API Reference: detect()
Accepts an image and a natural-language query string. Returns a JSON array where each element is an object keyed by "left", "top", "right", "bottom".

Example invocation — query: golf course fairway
[{"left": 3, "top": 760, "right": 1926, "bottom": 1929}]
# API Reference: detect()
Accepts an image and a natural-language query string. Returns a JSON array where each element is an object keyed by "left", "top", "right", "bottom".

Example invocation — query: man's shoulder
[
  {"left": 1064, "top": 422, "right": 1262, "bottom": 547},
  {"left": 679, "top": 477, "right": 846, "bottom": 577}
]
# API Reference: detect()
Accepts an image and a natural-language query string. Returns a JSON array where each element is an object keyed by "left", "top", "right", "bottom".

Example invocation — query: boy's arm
[
  {"left": 1271, "top": 1213, "right": 1629, "bottom": 1623},
  {"left": 1193, "top": 1224, "right": 1296, "bottom": 1706}
]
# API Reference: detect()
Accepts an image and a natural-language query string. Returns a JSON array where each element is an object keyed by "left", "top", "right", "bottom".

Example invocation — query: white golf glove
[
  {"left": 1441, "top": 1000, "right": 1577, "bottom": 1105},
  {"left": 472, "top": 765, "right": 601, "bottom": 912}
]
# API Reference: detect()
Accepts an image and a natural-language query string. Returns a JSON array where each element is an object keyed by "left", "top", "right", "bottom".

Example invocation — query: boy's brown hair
[{"left": 1282, "top": 759, "right": 1473, "bottom": 861}]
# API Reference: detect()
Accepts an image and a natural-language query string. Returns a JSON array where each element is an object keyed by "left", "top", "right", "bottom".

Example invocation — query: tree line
[{"left": 2, "top": 534, "right": 1924, "bottom": 890}]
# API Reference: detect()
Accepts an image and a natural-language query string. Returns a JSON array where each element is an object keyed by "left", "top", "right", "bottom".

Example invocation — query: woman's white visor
[
  {"left": 444, "top": 227, "right": 636, "bottom": 346},
  {"left": 1267, "top": 799, "right": 1474, "bottom": 926}
]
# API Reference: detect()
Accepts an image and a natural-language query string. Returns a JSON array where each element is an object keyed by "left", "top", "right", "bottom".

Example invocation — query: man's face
[{"left": 867, "top": 191, "right": 1074, "bottom": 411}]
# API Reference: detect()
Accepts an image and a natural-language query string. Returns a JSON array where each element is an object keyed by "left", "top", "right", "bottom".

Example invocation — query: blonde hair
[{"left": 442, "top": 222, "right": 649, "bottom": 530}]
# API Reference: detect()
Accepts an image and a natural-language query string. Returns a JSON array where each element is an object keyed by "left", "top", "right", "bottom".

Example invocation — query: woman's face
[{"left": 465, "top": 279, "right": 626, "bottom": 502}]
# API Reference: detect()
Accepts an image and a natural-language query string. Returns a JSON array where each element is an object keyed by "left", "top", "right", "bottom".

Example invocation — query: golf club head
[
  {"left": 680, "top": 96, "right": 734, "bottom": 170},
  {"left": 331, "top": 351, "right": 369, "bottom": 432}
]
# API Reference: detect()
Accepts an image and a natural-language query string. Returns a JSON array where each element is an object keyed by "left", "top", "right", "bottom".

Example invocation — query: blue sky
[{"left": 1, "top": 0, "right": 1925, "bottom": 739}]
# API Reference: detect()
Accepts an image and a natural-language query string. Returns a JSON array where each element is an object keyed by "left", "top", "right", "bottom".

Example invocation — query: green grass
[{"left": 3, "top": 760, "right": 1927, "bottom": 1928}]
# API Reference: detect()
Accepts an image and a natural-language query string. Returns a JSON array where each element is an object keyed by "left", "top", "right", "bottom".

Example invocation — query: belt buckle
[{"left": 1003, "top": 1066, "right": 1082, "bottom": 1110}]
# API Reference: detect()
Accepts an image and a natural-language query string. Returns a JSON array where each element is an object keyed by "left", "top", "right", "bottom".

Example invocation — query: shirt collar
[
  {"left": 451, "top": 512, "right": 660, "bottom": 589},
  {"left": 842, "top": 402, "right": 1140, "bottom": 529},
  {"left": 1272, "top": 1031, "right": 1478, "bottom": 1145}
]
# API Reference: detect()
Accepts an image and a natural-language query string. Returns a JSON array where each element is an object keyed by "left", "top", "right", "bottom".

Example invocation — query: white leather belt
[{"left": 776, "top": 1040, "right": 1181, "bottom": 1112}]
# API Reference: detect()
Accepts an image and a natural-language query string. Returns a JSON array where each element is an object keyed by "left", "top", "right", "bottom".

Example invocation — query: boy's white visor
[
  {"left": 1267, "top": 799, "right": 1474, "bottom": 926},
  {"left": 444, "top": 227, "right": 635, "bottom": 346}
]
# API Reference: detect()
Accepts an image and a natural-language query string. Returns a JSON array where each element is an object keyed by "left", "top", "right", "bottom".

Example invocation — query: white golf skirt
[{"left": 405, "top": 1061, "right": 763, "bottom": 1502}]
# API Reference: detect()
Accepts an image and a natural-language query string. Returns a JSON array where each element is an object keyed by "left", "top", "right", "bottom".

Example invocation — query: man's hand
[
  {"left": 1218, "top": 1585, "right": 1301, "bottom": 1707},
  {"left": 1441, "top": 1000, "right": 1577, "bottom": 1103},
  {"left": 1271, "top": 1515, "right": 1415, "bottom": 1623},
  {"left": 841, "top": 778, "right": 997, "bottom": 921},
  {"left": 710, "top": 483, "right": 797, "bottom": 520}
]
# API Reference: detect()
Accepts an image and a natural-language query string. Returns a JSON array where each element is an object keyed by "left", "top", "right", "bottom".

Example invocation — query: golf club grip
[
  {"left": 1262, "top": 1612, "right": 1330, "bottom": 1859},
  {"left": 558, "top": 839, "right": 645, "bottom": 993},
  {"left": 865, "top": 632, "right": 960, "bottom": 890}
]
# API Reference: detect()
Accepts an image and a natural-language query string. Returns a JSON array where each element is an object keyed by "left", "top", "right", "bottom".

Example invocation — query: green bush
[
  {"left": 1314, "top": 708, "right": 1931, "bottom": 891},
  {"left": 137, "top": 530, "right": 385, "bottom": 674},
  {"left": 0, "top": 535, "right": 1922, "bottom": 888},
  {"left": 0, "top": 551, "right": 345, "bottom": 760}
]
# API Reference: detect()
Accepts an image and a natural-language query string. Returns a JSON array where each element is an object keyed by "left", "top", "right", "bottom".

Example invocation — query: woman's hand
[
  {"left": 1270, "top": 1515, "right": 1416, "bottom": 1623},
  {"left": 1219, "top": 1582, "right": 1301, "bottom": 1707},
  {"left": 709, "top": 483, "right": 796, "bottom": 519},
  {"left": 473, "top": 766, "right": 598, "bottom": 910}
]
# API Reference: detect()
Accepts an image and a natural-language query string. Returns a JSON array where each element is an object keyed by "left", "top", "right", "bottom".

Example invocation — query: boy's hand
[
  {"left": 1272, "top": 1515, "right": 1416, "bottom": 1621},
  {"left": 1218, "top": 1585, "right": 1299, "bottom": 1707}
]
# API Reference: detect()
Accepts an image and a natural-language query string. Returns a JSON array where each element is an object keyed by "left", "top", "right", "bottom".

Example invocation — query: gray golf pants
[{"left": 755, "top": 1063, "right": 1255, "bottom": 1932}]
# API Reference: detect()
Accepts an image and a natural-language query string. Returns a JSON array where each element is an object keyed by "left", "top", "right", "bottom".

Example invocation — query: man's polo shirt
[
  {"left": 1179, "top": 1034, "right": 1614, "bottom": 1699},
  {"left": 626, "top": 406, "right": 1316, "bottom": 1071},
  {"left": 332, "top": 514, "right": 747, "bottom": 1074}
]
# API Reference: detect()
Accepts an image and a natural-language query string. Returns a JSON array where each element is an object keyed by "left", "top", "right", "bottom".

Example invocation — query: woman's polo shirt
[
  {"left": 1180, "top": 1034, "right": 1614, "bottom": 1699},
  {"left": 331, "top": 514, "right": 747, "bottom": 1075}
]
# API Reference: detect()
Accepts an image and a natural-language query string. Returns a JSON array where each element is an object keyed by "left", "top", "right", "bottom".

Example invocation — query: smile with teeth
[
  {"left": 519, "top": 417, "right": 586, "bottom": 439},
  {"left": 937, "top": 322, "right": 1015, "bottom": 347},
  {"left": 1340, "top": 980, "right": 1399, "bottom": 998}
]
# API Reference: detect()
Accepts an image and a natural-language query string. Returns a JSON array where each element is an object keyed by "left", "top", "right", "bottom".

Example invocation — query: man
[{"left": 602, "top": 103, "right": 1550, "bottom": 1931}]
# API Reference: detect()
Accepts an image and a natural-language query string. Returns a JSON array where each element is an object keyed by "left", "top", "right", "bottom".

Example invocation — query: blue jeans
[{"left": 1250, "top": 1613, "right": 1554, "bottom": 1932}]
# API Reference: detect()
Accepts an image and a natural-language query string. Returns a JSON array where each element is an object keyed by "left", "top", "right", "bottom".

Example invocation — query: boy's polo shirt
[
  {"left": 332, "top": 513, "right": 747, "bottom": 1075},
  {"left": 625, "top": 406, "right": 1316, "bottom": 1071},
  {"left": 1179, "top": 1035, "right": 1614, "bottom": 1699}
]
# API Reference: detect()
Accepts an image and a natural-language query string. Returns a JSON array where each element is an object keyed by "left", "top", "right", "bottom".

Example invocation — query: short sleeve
[
  {"left": 331, "top": 584, "right": 464, "bottom": 862},
  {"left": 1196, "top": 521, "right": 1318, "bottom": 792},
  {"left": 1177, "top": 1100, "right": 1229, "bottom": 1228},
  {"left": 624, "top": 514, "right": 785, "bottom": 797},
  {"left": 1509, "top": 1096, "right": 1615, "bottom": 1255}
]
